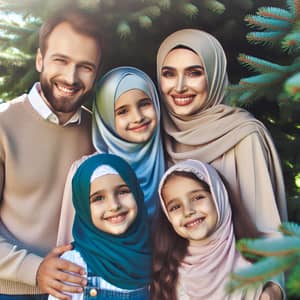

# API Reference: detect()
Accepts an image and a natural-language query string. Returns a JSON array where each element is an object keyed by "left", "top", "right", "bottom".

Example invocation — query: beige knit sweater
[{"left": 0, "top": 95, "right": 94, "bottom": 294}]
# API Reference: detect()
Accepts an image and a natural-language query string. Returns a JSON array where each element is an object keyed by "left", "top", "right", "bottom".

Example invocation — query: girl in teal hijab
[
  {"left": 92, "top": 66, "right": 165, "bottom": 217},
  {"left": 49, "top": 153, "right": 151, "bottom": 300}
]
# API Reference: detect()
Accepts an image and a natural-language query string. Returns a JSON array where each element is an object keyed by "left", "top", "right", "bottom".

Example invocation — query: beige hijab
[
  {"left": 159, "top": 160, "right": 262, "bottom": 300},
  {"left": 156, "top": 29, "right": 287, "bottom": 235}
]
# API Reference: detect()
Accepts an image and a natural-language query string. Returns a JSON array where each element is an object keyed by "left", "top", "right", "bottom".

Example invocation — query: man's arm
[{"left": 37, "top": 244, "right": 87, "bottom": 300}]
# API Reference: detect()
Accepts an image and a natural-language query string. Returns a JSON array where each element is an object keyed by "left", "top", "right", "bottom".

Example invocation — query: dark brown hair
[
  {"left": 150, "top": 171, "right": 210, "bottom": 300},
  {"left": 39, "top": 5, "right": 103, "bottom": 56}
]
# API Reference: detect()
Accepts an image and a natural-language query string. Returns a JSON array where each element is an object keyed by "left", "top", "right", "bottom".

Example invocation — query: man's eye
[{"left": 54, "top": 58, "right": 66, "bottom": 63}]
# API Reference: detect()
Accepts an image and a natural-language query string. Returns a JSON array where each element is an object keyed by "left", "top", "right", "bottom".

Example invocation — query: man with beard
[{"left": 0, "top": 6, "right": 102, "bottom": 300}]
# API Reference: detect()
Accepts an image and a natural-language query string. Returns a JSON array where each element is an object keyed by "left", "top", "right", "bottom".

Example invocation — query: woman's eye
[
  {"left": 187, "top": 70, "right": 203, "bottom": 77},
  {"left": 161, "top": 69, "right": 175, "bottom": 78}
]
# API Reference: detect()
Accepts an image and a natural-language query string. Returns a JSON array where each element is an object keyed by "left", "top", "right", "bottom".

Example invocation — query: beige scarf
[
  {"left": 159, "top": 160, "right": 263, "bottom": 300},
  {"left": 156, "top": 29, "right": 287, "bottom": 237}
]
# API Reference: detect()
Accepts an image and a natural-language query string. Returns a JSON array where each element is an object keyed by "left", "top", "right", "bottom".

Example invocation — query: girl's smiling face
[
  {"left": 114, "top": 89, "right": 157, "bottom": 143},
  {"left": 90, "top": 174, "right": 138, "bottom": 235},
  {"left": 161, "top": 173, "right": 218, "bottom": 245},
  {"left": 160, "top": 47, "right": 208, "bottom": 116}
]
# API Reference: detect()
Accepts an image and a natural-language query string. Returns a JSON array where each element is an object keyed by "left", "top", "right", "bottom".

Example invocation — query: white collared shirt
[{"left": 28, "top": 82, "right": 82, "bottom": 126}]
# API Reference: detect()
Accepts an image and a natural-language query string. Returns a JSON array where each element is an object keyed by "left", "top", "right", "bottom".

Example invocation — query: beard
[{"left": 40, "top": 76, "right": 93, "bottom": 114}]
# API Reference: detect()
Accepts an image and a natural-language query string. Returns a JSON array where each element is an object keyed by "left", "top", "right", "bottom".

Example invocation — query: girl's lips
[
  {"left": 184, "top": 217, "right": 205, "bottom": 229},
  {"left": 104, "top": 211, "right": 128, "bottom": 224},
  {"left": 129, "top": 120, "right": 151, "bottom": 132}
]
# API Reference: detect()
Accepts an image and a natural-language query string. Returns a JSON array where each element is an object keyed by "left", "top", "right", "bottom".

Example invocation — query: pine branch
[
  {"left": 244, "top": 15, "right": 292, "bottom": 31},
  {"left": 237, "top": 236, "right": 300, "bottom": 256},
  {"left": 246, "top": 31, "right": 287, "bottom": 45},
  {"left": 257, "top": 7, "right": 293, "bottom": 22},
  {"left": 238, "top": 54, "right": 287, "bottom": 73},
  {"left": 280, "top": 222, "right": 300, "bottom": 237},
  {"left": 287, "top": 0, "right": 300, "bottom": 18}
]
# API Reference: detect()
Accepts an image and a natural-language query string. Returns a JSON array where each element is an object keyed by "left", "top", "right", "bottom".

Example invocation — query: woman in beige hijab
[
  {"left": 156, "top": 29, "right": 287, "bottom": 240},
  {"left": 151, "top": 159, "right": 280, "bottom": 300}
]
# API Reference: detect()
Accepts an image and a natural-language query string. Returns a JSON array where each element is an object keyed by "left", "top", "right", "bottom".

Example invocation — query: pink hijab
[{"left": 159, "top": 159, "right": 262, "bottom": 300}]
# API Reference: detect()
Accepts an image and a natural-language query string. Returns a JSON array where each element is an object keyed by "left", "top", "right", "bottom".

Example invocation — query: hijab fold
[
  {"left": 72, "top": 153, "right": 152, "bottom": 290},
  {"left": 93, "top": 66, "right": 165, "bottom": 216},
  {"left": 159, "top": 160, "right": 262, "bottom": 300}
]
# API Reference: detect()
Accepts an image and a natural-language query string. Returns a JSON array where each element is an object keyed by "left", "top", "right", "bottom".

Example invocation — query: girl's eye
[
  {"left": 193, "top": 194, "right": 204, "bottom": 201},
  {"left": 139, "top": 99, "right": 153, "bottom": 108},
  {"left": 90, "top": 194, "right": 105, "bottom": 202},
  {"left": 115, "top": 108, "right": 128, "bottom": 116},
  {"left": 168, "top": 204, "right": 181, "bottom": 212},
  {"left": 118, "top": 187, "right": 131, "bottom": 196}
]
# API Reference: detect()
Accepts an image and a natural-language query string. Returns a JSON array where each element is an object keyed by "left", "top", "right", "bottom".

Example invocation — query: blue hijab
[
  {"left": 92, "top": 66, "right": 165, "bottom": 216},
  {"left": 72, "top": 153, "right": 152, "bottom": 289}
]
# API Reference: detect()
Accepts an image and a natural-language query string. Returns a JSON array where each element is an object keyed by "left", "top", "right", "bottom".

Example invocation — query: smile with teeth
[
  {"left": 104, "top": 211, "right": 128, "bottom": 224},
  {"left": 55, "top": 83, "right": 80, "bottom": 96},
  {"left": 172, "top": 95, "right": 194, "bottom": 106},
  {"left": 184, "top": 217, "right": 205, "bottom": 229}
]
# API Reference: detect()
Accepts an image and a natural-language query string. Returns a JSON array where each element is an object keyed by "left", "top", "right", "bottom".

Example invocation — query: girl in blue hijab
[
  {"left": 92, "top": 66, "right": 165, "bottom": 216},
  {"left": 57, "top": 67, "right": 164, "bottom": 244},
  {"left": 49, "top": 153, "right": 152, "bottom": 300}
]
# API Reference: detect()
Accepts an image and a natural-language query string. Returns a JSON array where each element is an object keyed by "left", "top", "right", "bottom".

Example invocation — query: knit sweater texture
[{"left": 0, "top": 94, "right": 94, "bottom": 294}]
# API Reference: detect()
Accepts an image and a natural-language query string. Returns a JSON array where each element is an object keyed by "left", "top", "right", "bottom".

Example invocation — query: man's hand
[
  {"left": 37, "top": 244, "right": 87, "bottom": 300},
  {"left": 259, "top": 282, "right": 283, "bottom": 300}
]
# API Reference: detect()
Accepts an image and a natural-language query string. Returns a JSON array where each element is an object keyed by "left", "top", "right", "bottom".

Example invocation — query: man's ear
[{"left": 36, "top": 48, "right": 43, "bottom": 72}]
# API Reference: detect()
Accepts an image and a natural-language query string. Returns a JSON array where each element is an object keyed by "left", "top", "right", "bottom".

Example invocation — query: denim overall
[{"left": 84, "top": 268, "right": 149, "bottom": 300}]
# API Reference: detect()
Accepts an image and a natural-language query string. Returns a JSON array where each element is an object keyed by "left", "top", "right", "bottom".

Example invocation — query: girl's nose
[
  {"left": 108, "top": 196, "right": 121, "bottom": 212},
  {"left": 132, "top": 108, "right": 144, "bottom": 123},
  {"left": 183, "top": 202, "right": 196, "bottom": 217}
]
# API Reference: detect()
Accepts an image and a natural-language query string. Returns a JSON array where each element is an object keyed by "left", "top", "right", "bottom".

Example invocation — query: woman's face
[{"left": 160, "top": 48, "right": 208, "bottom": 116}]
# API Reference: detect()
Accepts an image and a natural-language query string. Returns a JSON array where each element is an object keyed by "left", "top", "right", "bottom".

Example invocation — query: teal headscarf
[
  {"left": 92, "top": 66, "right": 165, "bottom": 216},
  {"left": 72, "top": 153, "right": 152, "bottom": 289}
]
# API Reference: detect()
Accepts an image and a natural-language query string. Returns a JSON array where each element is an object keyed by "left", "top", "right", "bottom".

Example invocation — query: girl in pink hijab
[{"left": 151, "top": 159, "right": 282, "bottom": 300}]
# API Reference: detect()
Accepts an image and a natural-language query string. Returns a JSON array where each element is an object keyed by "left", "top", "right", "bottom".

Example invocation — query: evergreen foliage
[
  {"left": 0, "top": 0, "right": 227, "bottom": 102},
  {"left": 226, "top": 0, "right": 300, "bottom": 232},
  {"left": 228, "top": 222, "right": 300, "bottom": 297}
]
